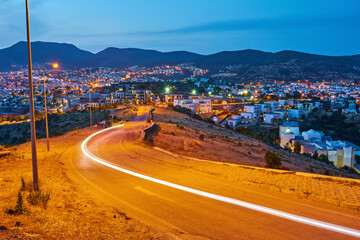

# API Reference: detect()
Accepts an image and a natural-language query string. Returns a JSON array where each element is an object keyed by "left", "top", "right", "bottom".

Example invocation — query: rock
[
  {"left": 15, "top": 221, "right": 21, "bottom": 227},
  {"left": 5, "top": 208, "right": 14, "bottom": 215},
  {"left": 0, "top": 225, "right": 7, "bottom": 230}
]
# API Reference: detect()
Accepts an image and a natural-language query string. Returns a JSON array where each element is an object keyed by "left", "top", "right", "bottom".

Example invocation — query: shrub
[
  {"left": 265, "top": 151, "right": 282, "bottom": 169},
  {"left": 14, "top": 191, "right": 27, "bottom": 214},
  {"left": 280, "top": 166, "right": 290, "bottom": 171},
  {"left": 170, "top": 132, "right": 175, "bottom": 136},
  {"left": 21, "top": 177, "right": 25, "bottom": 191},
  {"left": 292, "top": 141, "right": 301, "bottom": 153},
  {"left": 199, "top": 134, "right": 205, "bottom": 141},
  {"left": 27, "top": 191, "right": 51, "bottom": 209}
]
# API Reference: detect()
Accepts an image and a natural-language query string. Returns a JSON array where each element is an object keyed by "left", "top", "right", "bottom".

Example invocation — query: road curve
[{"left": 67, "top": 107, "right": 360, "bottom": 239}]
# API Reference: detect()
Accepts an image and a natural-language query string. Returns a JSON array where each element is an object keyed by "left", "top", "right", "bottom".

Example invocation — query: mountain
[
  {"left": 0, "top": 41, "right": 360, "bottom": 82},
  {"left": 193, "top": 49, "right": 360, "bottom": 69},
  {"left": 75, "top": 47, "right": 203, "bottom": 68},
  {"left": 0, "top": 41, "right": 94, "bottom": 71},
  {"left": 193, "top": 50, "right": 360, "bottom": 82}
]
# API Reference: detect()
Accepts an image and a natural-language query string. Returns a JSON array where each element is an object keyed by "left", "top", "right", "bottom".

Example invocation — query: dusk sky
[{"left": 1, "top": 0, "right": 360, "bottom": 55}]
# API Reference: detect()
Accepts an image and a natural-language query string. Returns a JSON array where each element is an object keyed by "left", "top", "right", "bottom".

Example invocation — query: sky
[{"left": 1, "top": 0, "right": 360, "bottom": 55}]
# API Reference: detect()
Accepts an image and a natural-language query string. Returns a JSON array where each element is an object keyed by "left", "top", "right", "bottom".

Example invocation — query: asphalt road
[{"left": 65, "top": 106, "right": 360, "bottom": 239}]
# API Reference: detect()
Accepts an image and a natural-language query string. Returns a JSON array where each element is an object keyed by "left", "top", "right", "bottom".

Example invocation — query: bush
[
  {"left": 27, "top": 190, "right": 51, "bottom": 209},
  {"left": 280, "top": 166, "right": 290, "bottom": 171},
  {"left": 265, "top": 151, "right": 282, "bottom": 169},
  {"left": 21, "top": 177, "right": 25, "bottom": 191},
  {"left": 199, "top": 134, "right": 205, "bottom": 141},
  {"left": 293, "top": 141, "right": 301, "bottom": 153},
  {"left": 14, "top": 190, "right": 27, "bottom": 214}
]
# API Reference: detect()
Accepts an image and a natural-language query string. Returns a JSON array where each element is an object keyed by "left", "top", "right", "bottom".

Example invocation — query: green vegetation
[
  {"left": 199, "top": 134, "right": 205, "bottom": 141},
  {"left": 14, "top": 190, "right": 27, "bottom": 214},
  {"left": 0, "top": 110, "right": 110, "bottom": 146},
  {"left": 265, "top": 151, "right": 282, "bottom": 169},
  {"left": 27, "top": 190, "right": 51, "bottom": 209},
  {"left": 21, "top": 177, "right": 25, "bottom": 191},
  {"left": 234, "top": 126, "right": 278, "bottom": 145},
  {"left": 300, "top": 110, "right": 360, "bottom": 145}
]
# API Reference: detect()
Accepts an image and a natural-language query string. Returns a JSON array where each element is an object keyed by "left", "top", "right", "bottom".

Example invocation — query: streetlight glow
[{"left": 52, "top": 63, "right": 59, "bottom": 68}]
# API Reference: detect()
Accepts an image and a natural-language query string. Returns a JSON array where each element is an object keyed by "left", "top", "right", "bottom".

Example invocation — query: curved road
[{"left": 65, "top": 106, "right": 360, "bottom": 239}]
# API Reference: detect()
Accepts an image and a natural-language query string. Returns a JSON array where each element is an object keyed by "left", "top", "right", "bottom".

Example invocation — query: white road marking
[{"left": 81, "top": 124, "right": 360, "bottom": 238}]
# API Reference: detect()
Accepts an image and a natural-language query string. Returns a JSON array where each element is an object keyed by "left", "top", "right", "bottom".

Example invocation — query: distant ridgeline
[{"left": 1, "top": 41, "right": 360, "bottom": 82}]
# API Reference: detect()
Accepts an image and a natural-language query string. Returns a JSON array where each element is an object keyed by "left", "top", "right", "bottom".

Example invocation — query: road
[{"left": 65, "top": 106, "right": 360, "bottom": 239}]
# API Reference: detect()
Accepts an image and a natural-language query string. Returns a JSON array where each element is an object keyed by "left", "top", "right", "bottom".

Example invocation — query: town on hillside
[{"left": 1, "top": 66, "right": 360, "bottom": 172}]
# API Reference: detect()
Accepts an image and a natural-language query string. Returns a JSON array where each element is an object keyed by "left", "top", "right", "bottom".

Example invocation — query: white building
[
  {"left": 227, "top": 115, "right": 242, "bottom": 128},
  {"left": 302, "top": 129, "right": 324, "bottom": 142},
  {"left": 244, "top": 105, "right": 262, "bottom": 118},
  {"left": 174, "top": 98, "right": 212, "bottom": 113},
  {"left": 193, "top": 98, "right": 212, "bottom": 113},
  {"left": 263, "top": 113, "right": 280, "bottom": 124},
  {"left": 279, "top": 122, "right": 300, "bottom": 148},
  {"left": 241, "top": 112, "right": 255, "bottom": 119},
  {"left": 264, "top": 101, "right": 280, "bottom": 112}
]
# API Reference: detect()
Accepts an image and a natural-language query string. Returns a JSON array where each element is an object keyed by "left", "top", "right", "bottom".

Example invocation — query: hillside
[
  {"left": 196, "top": 50, "right": 360, "bottom": 82},
  {"left": 1, "top": 41, "right": 360, "bottom": 82},
  {"left": 0, "top": 41, "right": 94, "bottom": 71},
  {"left": 75, "top": 47, "right": 203, "bottom": 68}
]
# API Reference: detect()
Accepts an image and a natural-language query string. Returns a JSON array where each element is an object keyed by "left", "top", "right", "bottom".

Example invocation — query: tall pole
[
  {"left": 111, "top": 93, "right": 114, "bottom": 125},
  {"left": 43, "top": 70, "right": 50, "bottom": 151},
  {"left": 25, "top": 0, "right": 39, "bottom": 191},
  {"left": 89, "top": 89, "right": 92, "bottom": 132}
]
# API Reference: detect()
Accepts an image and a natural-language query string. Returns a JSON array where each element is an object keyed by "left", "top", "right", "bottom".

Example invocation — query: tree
[
  {"left": 318, "top": 154, "right": 329, "bottom": 163},
  {"left": 265, "top": 151, "right": 282, "bottom": 169},
  {"left": 14, "top": 190, "right": 27, "bottom": 214}
]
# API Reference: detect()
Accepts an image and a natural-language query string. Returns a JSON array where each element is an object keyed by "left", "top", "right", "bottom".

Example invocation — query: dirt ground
[
  {"left": 0, "top": 126, "right": 168, "bottom": 240},
  {"left": 153, "top": 107, "right": 359, "bottom": 178}
]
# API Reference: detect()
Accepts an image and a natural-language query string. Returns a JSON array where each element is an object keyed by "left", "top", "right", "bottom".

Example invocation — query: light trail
[{"left": 81, "top": 124, "right": 360, "bottom": 238}]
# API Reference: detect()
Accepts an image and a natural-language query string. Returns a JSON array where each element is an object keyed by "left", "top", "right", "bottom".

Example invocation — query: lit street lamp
[
  {"left": 25, "top": 0, "right": 39, "bottom": 191},
  {"left": 42, "top": 63, "right": 59, "bottom": 151}
]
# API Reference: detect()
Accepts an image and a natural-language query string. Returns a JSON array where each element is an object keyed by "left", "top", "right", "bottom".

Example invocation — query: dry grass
[
  {"left": 147, "top": 107, "right": 360, "bottom": 210},
  {"left": 0, "top": 128, "right": 167, "bottom": 239},
  {"left": 153, "top": 107, "right": 357, "bottom": 177}
]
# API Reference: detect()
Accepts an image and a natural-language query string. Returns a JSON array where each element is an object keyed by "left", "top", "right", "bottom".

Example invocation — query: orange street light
[{"left": 43, "top": 63, "right": 60, "bottom": 151}]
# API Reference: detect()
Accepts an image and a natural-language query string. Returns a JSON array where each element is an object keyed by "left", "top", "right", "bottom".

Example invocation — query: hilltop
[{"left": 1, "top": 41, "right": 360, "bottom": 82}]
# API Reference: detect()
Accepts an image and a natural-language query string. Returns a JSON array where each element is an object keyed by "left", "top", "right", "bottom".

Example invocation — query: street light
[
  {"left": 25, "top": 0, "right": 39, "bottom": 191},
  {"left": 42, "top": 63, "right": 59, "bottom": 151},
  {"left": 89, "top": 88, "right": 92, "bottom": 132}
]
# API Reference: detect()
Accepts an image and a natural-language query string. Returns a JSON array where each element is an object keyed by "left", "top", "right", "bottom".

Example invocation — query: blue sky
[{"left": 1, "top": 0, "right": 360, "bottom": 55}]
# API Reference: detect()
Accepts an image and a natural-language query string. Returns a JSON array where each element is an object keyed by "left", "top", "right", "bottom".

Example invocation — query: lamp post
[
  {"left": 42, "top": 63, "right": 59, "bottom": 151},
  {"left": 111, "top": 93, "right": 114, "bottom": 125},
  {"left": 25, "top": 0, "right": 39, "bottom": 191},
  {"left": 89, "top": 88, "right": 92, "bottom": 132}
]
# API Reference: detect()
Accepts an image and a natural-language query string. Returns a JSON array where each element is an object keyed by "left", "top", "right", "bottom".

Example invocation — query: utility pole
[
  {"left": 25, "top": 0, "right": 39, "bottom": 191},
  {"left": 89, "top": 89, "right": 92, "bottom": 131},
  {"left": 111, "top": 93, "right": 114, "bottom": 125}
]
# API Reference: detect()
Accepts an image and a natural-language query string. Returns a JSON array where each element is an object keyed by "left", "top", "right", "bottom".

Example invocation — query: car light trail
[{"left": 81, "top": 124, "right": 360, "bottom": 238}]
